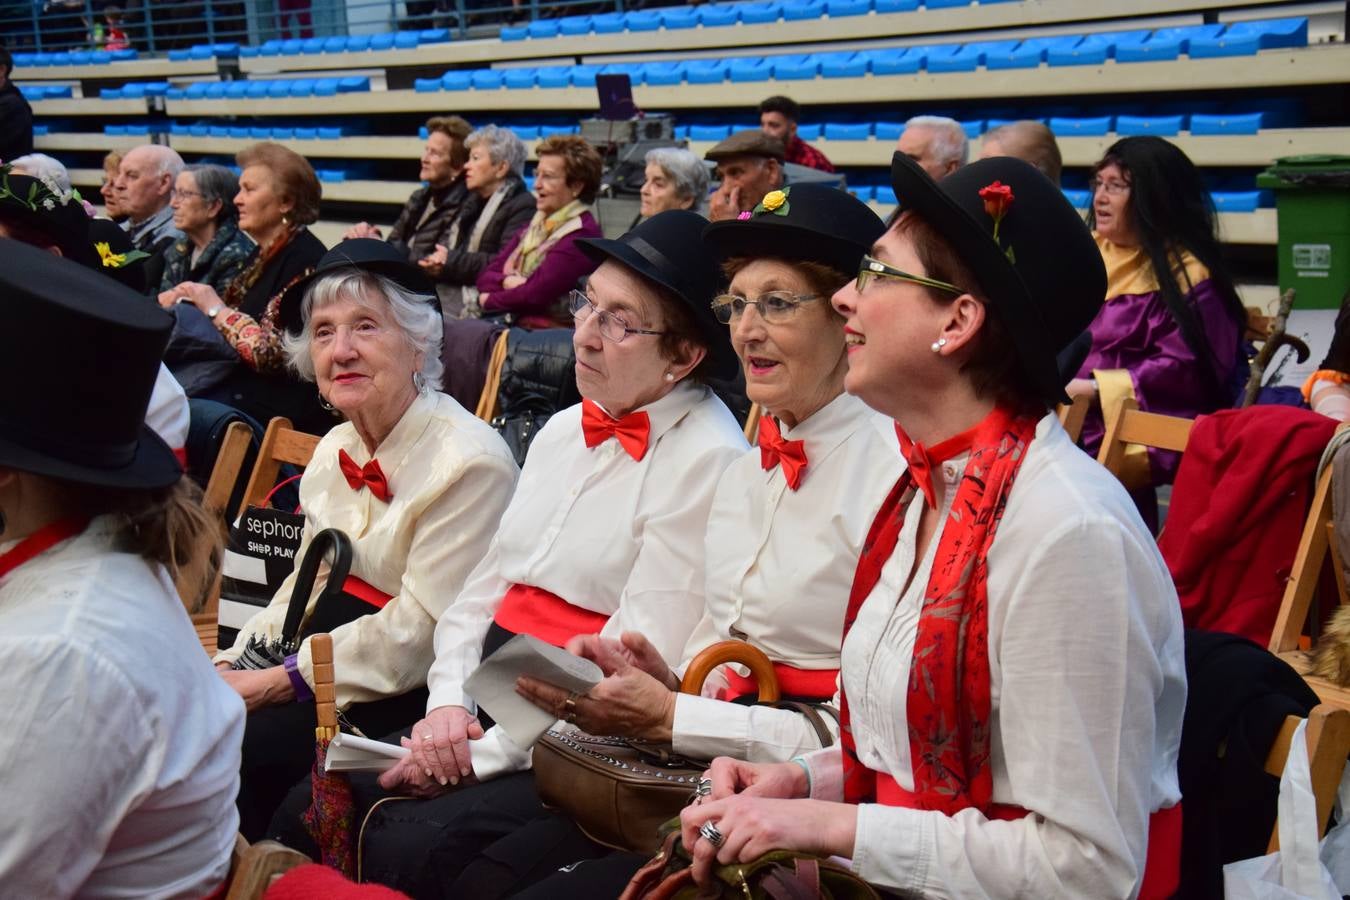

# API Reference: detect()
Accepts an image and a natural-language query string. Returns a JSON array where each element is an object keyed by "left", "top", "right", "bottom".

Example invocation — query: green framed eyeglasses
[{"left": 855, "top": 254, "right": 964, "bottom": 296}]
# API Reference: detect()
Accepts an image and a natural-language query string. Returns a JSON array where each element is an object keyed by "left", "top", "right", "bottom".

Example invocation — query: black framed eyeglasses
[
  {"left": 568, "top": 290, "right": 667, "bottom": 343},
  {"left": 855, "top": 255, "right": 964, "bottom": 295},
  {"left": 709, "top": 291, "right": 821, "bottom": 324}
]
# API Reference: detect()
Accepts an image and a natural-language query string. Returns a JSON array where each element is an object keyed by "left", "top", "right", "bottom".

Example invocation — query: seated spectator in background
[
  {"left": 760, "top": 94, "right": 834, "bottom": 173},
  {"left": 477, "top": 134, "right": 603, "bottom": 327},
  {"left": 896, "top": 115, "right": 967, "bottom": 181},
  {"left": 0, "top": 47, "right": 33, "bottom": 165},
  {"left": 102, "top": 5, "right": 130, "bottom": 50},
  {"left": 640, "top": 146, "right": 710, "bottom": 219},
  {"left": 419, "top": 124, "right": 535, "bottom": 318},
  {"left": 215, "top": 239, "right": 518, "bottom": 839},
  {"left": 159, "top": 142, "right": 331, "bottom": 434},
  {"left": 10, "top": 153, "right": 72, "bottom": 192},
  {"left": 345, "top": 115, "right": 472, "bottom": 266},
  {"left": 101, "top": 151, "right": 125, "bottom": 220},
  {"left": 157, "top": 163, "right": 253, "bottom": 297},
  {"left": 0, "top": 241, "right": 243, "bottom": 899},
  {"left": 1304, "top": 288, "right": 1350, "bottom": 421},
  {"left": 116, "top": 144, "right": 185, "bottom": 288},
  {"left": 1070, "top": 136, "right": 1245, "bottom": 526},
  {"left": 980, "top": 120, "right": 1063, "bottom": 185},
  {"left": 705, "top": 130, "right": 785, "bottom": 222}
]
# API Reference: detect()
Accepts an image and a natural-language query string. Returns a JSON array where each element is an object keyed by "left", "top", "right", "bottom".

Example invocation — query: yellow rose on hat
[{"left": 761, "top": 190, "right": 786, "bottom": 211}]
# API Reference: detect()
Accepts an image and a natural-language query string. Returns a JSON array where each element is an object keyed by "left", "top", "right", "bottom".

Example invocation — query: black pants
[{"left": 237, "top": 687, "right": 427, "bottom": 841}]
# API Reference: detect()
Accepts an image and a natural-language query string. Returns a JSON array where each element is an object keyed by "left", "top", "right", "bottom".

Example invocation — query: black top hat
[
  {"left": 0, "top": 239, "right": 182, "bottom": 489},
  {"left": 0, "top": 170, "right": 98, "bottom": 268},
  {"left": 888, "top": 153, "right": 1106, "bottom": 404},
  {"left": 577, "top": 209, "right": 737, "bottom": 381},
  {"left": 702, "top": 182, "right": 884, "bottom": 275},
  {"left": 278, "top": 238, "right": 439, "bottom": 334}
]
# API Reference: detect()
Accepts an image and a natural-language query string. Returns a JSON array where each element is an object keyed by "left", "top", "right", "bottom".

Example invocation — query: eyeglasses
[
  {"left": 568, "top": 291, "right": 667, "bottom": 343},
  {"left": 710, "top": 291, "right": 820, "bottom": 324},
  {"left": 1088, "top": 177, "right": 1130, "bottom": 196},
  {"left": 170, "top": 188, "right": 204, "bottom": 201},
  {"left": 855, "top": 255, "right": 963, "bottom": 295}
]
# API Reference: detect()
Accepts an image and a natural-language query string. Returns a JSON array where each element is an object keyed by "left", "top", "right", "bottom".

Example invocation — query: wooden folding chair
[
  {"left": 187, "top": 421, "right": 257, "bottom": 654},
  {"left": 222, "top": 835, "right": 310, "bottom": 900},
  {"left": 1056, "top": 393, "right": 1092, "bottom": 443},
  {"left": 743, "top": 402, "right": 762, "bottom": 444},
  {"left": 474, "top": 329, "right": 511, "bottom": 424},
  {"left": 1263, "top": 704, "right": 1350, "bottom": 852},
  {"left": 236, "top": 417, "right": 322, "bottom": 519},
  {"left": 1096, "top": 397, "right": 1195, "bottom": 484},
  {"left": 1268, "top": 427, "right": 1350, "bottom": 710}
]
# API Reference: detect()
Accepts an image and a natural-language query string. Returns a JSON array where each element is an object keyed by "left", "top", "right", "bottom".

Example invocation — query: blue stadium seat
[
  {"left": 728, "top": 57, "right": 772, "bottom": 81},
  {"left": 924, "top": 0, "right": 970, "bottom": 7},
  {"left": 1048, "top": 116, "right": 1113, "bottom": 136},
  {"left": 209, "top": 125, "right": 230, "bottom": 137},
  {"left": 369, "top": 33, "right": 397, "bottom": 50},
  {"left": 29, "top": 53, "right": 53, "bottom": 65},
  {"left": 852, "top": 186, "right": 874, "bottom": 202},
  {"left": 643, "top": 62, "right": 685, "bottom": 85},
  {"left": 773, "top": 55, "right": 820, "bottom": 80},
  {"left": 874, "top": 121, "right": 904, "bottom": 140},
  {"left": 1062, "top": 189, "right": 1090, "bottom": 208},
  {"left": 205, "top": 82, "right": 229, "bottom": 98},
  {"left": 536, "top": 66, "right": 571, "bottom": 88},
  {"left": 819, "top": 51, "right": 868, "bottom": 77},
  {"left": 167, "top": 87, "right": 187, "bottom": 99},
  {"left": 868, "top": 47, "right": 923, "bottom": 75},
  {"left": 685, "top": 60, "right": 730, "bottom": 83},
  {"left": 65, "top": 51, "right": 90, "bottom": 64},
  {"left": 690, "top": 124, "right": 732, "bottom": 141},
  {"left": 186, "top": 82, "right": 211, "bottom": 99},
  {"left": 323, "top": 37, "right": 347, "bottom": 53},
  {"left": 625, "top": 10, "right": 662, "bottom": 30},
  {"left": 240, "top": 46, "right": 260, "bottom": 58},
  {"left": 593, "top": 13, "right": 625, "bottom": 33},
  {"left": 958, "top": 119, "right": 984, "bottom": 138},
  {"left": 1189, "top": 17, "right": 1308, "bottom": 57},
  {"left": 824, "top": 122, "right": 871, "bottom": 141},
  {"left": 569, "top": 64, "right": 602, "bottom": 87},
  {"left": 442, "top": 71, "right": 472, "bottom": 90},
  {"left": 503, "top": 68, "right": 537, "bottom": 89},
  {"left": 600, "top": 62, "right": 645, "bottom": 84},
  {"left": 169, "top": 121, "right": 191, "bottom": 134},
  {"left": 272, "top": 127, "right": 295, "bottom": 139},
  {"left": 169, "top": 49, "right": 192, "bottom": 61},
  {"left": 104, "top": 124, "right": 127, "bottom": 135},
  {"left": 471, "top": 70, "right": 504, "bottom": 89},
  {"left": 295, "top": 127, "right": 318, "bottom": 139},
  {"left": 1116, "top": 114, "right": 1185, "bottom": 136},
  {"left": 1047, "top": 29, "right": 1149, "bottom": 65},
  {"left": 420, "top": 28, "right": 450, "bottom": 43},
  {"left": 280, "top": 39, "right": 304, "bottom": 54},
  {"left": 318, "top": 126, "right": 343, "bottom": 139},
  {"left": 500, "top": 25, "right": 527, "bottom": 41},
  {"left": 558, "top": 15, "right": 593, "bottom": 35},
  {"left": 100, "top": 87, "right": 123, "bottom": 99},
  {"left": 929, "top": 40, "right": 1018, "bottom": 72},
  {"left": 414, "top": 77, "right": 443, "bottom": 92},
  {"left": 246, "top": 81, "right": 271, "bottom": 98},
  {"left": 827, "top": 0, "right": 871, "bottom": 17},
  {"left": 796, "top": 123, "right": 822, "bottom": 140},
  {"left": 1212, "top": 191, "right": 1265, "bottom": 212},
  {"left": 512, "top": 125, "right": 542, "bottom": 141},
  {"left": 189, "top": 44, "right": 215, "bottom": 59},
  {"left": 987, "top": 35, "right": 1081, "bottom": 69},
  {"left": 527, "top": 20, "right": 559, "bottom": 38},
  {"left": 301, "top": 37, "right": 326, "bottom": 54},
  {"left": 1116, "top": 24, "right": 1224, "bottom": 62},
  {"left": 317, "top": 169, "right": 346, "bottom": 183},
  {"left": 225, "top": 81, "right": 250, "bottom": 98},
  {"left": 229, "top": 125, "right": 251, "bottom": 138},
  {"left": 247, "top": 125, "right": 269, "bottom": 138},
  {"left": 661, "top": 7, "right": 699, "bottom": 28},
  {"left": 1189, "top": 112, "right": 1264, "bottom": 135},
  {"left": 739, "top": 1, "right": 782, "bottom": 24},
  {"left": 873, "top": 186, "right": 897, "bottom": 205},
  {"left": 258, "top": 40, "right": 283, "bottom": 55},
  {"left": 782, "top": 0, "right": 826, "bottom": 21},
  {"left": 123, "top": 123, "right": 150, "bottom": 135},
  {"left": 539, "top": 124, "right": 575, "bottom": 136},
  {"left": 288, "top": 78, "right": 317, "bottom": 97},
  {"left": 345, "top": 35, "right": 372, "bottom": 51},
  {"left": 394, "top": 32, "right": 420, "bottom": 49},
  {"left": 674, "top": 125, "right": 691, "bottom": 140},
  {"left": 189, "top": 123, "right": 211, "bottom": 136},
  {"left": 314, "top": 78, "right": 341, "bottom": 96},
  {"left": 697, "top": 4, "right": 740, "bottom": 26}
]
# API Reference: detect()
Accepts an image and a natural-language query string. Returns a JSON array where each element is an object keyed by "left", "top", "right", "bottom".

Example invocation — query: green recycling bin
[{"left": 1256, "top": 155, "right": 1350, "bottom": 310}]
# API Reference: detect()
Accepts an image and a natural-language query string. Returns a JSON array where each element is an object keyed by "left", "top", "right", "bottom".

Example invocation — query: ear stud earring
[{"left": 930, "top": 338, "right": 948, "bottom": 353}]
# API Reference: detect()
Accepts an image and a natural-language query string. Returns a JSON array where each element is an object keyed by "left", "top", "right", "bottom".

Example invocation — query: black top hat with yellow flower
[
  {"left": 701, "top": 182, "right": 884, "bottom": 275},
  {"left": 887, "top": 152, "right": 1106, "bottom": 404}
]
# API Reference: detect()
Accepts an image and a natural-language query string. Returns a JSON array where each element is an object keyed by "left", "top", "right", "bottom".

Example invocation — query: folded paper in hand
[
  {"left": 324, "top": 732, "right": 410, "bottom": 774},
  {"left": 464, "top": 634, "right": 603, "bottom": 749}
]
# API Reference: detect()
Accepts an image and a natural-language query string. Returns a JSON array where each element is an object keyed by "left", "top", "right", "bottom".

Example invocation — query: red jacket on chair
[{"left": 1158, "top": 406, "right": 1337, "bottom": 645}]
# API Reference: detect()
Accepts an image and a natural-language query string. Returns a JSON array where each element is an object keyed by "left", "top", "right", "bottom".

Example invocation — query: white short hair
[
  {"left": 10, "top": 153, "right": 71, "bottom": 192},
  {"left": 126, "top": 143, "right": 185, "bottom": 181},
  {"left": 644, "top": 147, "right": 710, "bottom": 213},
  {"left": 284, "top": 269, "right": 444, "bottom": 390},
  {"left": 905, "top": 115, "right": 969, "bottom": 169}
]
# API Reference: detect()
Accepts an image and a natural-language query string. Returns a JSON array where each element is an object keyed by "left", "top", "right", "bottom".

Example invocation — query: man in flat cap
[{"left": 704, "top": 130, "right": 785, "bottom": 222}]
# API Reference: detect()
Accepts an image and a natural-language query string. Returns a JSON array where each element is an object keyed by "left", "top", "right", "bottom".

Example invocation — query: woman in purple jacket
[
  {"left": 1068, "top": 136, "right": 1244, "bottom": 524},
  {"left": 476, "top": 135, "right": 604, "bottom": 329}
]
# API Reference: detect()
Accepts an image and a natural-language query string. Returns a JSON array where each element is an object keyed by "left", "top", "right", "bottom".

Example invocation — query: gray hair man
[
  {"left": 896, "top": 116, "right": 968, "bottom": 181},
  {"left": 115, "top": 144, "right": 186, "bottom": 254}
]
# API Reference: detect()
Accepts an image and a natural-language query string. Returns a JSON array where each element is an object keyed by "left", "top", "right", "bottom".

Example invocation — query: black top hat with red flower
[{"left": 888, "top": 153, "right": 1106, "bottom": 404}]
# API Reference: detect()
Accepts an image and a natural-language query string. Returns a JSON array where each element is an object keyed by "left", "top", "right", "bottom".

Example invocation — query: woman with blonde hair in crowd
[
  {"left": 100, "top": 150, "right": 125, "bottom": 220},
  {"left": 476, "top": 134, "right": 604, "bottom": 327},
  {"left": 160, "top": 142, "right": 331, "bottom": 433}
]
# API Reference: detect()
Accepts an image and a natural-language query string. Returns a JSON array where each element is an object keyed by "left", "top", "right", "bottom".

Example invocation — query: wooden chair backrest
[
  {"left": 743, "top": 403, "right": 762, "bottom": 444},
  {"left": 203, "top": 421, "right": 255, "bottom": 517},
  {"left": 184, "top": 421, "right": 257, "bottom": 646},
  {"left": 236, "top": 417, "right": 321, "bottom": 519},
  {"left": 1056, "top": 394, "right": 1092, "bottom": 444},
  {"left": 1269, "top": 458, "right": 1344, "bottom": 656},
  {"left": 223, "top": 837, "right": 311, "bottom": 900},
  {"left": 474, "top": 329, "right": 511, "bottom": 423},
  {"left": 1262, "top": 704, "right": 1350, "bottom": 853},
  {"left": 1096, "top": 397, "right": 1194, "bottom": 480}
]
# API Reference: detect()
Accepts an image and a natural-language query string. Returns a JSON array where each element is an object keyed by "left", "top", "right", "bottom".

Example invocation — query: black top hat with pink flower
[{"left": 888, "top": 153, "right": 1106, "bottom": 404}]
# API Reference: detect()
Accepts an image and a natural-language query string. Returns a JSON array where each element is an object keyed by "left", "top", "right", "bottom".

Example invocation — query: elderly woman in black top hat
[
  {"left": 271, "top": 212, "right": 747, "bottom": 896},
  {"left": 678, "top": 157, "right": 1187, "bottom": 899},
  {"left": 0, "top": 240, "right": 245, "bottom": 897},
  {"left": 213, "top": 238, "right": 520, "bottom": 839}
]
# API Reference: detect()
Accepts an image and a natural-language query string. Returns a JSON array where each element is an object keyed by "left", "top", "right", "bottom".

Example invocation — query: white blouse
[
  {"left": 0, "top": 519, "right": 245, "bottom": 899},
  {"left": 426, "top": 380, "right": 748, "bottom": 780},
  {"left": 672, "top": 393, "right": 902, "bottom": 762},
  {"left": 214, "top": 391, "right": 519, "bottom": 707},
  {"left": 802, "top": 414, "right": 1186, "bottom": 899}
]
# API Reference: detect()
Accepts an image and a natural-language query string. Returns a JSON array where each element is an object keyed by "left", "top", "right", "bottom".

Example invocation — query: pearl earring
[
  {"left": 931, "top": 338, "right": 948, "bottom": 353},
  {"left": 664, "top": 372, "right": 675, "bottom": 382}
]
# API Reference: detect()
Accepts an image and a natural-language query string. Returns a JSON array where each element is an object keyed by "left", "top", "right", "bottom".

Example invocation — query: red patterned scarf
[{"left": 840, "top": 404, "right": 1039, "bottom": 815}]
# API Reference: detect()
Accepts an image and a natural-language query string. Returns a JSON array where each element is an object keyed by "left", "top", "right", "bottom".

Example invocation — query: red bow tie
[
  {"left": 581, "top": 399, "right": 651, "bottom": 461},
  {"left": 894, "top": 422, "right": 979, "bottom": 509},
  {"left": 338, "top": 448, "right": 393, "bottom": 502},
  {"left": 758, "top": 416, "right": 808, "bottom": 491}
]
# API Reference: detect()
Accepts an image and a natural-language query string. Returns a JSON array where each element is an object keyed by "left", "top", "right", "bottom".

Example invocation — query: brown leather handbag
[{"left": 532, "top": 640, "right": 837, "bottom": 854}]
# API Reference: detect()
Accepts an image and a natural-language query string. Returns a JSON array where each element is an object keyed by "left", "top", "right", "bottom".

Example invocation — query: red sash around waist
[
  {"left": 724, "top": 662, "right": 839, "bottom": 702},
  {"left": 342, "top": 575, "right": 394, "bottom": 609},
  {"left": 874, "top": 775, "right": 1181, "bottom": 900},
  {"left": 493, "top": 583, "right": 610, "bottom": 648}
]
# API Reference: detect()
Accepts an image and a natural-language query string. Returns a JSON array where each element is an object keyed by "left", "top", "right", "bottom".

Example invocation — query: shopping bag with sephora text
[{"left": 218, "top": 475, "right": 304, "bottom": 648}]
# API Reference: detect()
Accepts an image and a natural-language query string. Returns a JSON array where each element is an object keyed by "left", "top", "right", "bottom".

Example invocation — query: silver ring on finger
[
  {"left": 695, "top": 778, "right": 713, "bottom": 798},
  {"left": 699, "top": 819, "right": 725, "bottom": 849}
]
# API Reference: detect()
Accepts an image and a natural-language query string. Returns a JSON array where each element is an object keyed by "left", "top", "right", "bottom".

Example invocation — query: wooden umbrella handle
[
  {"left": 678, "top": 639, "right": 780, "bottom": 703},
  {"left": 310, "top": 633, "right": 337, "bottom": 739}
]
